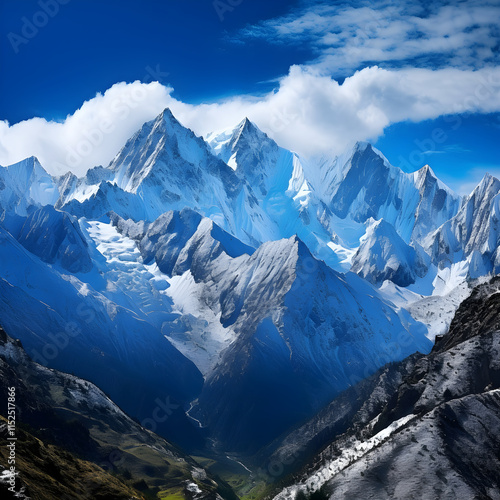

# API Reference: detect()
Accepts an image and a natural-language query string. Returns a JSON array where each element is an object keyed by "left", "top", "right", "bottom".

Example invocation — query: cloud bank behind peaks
[
  {"left": 1, "top": 66, "right": 500, "bottom": 176},
  {"left": 0, "top": 82, "right": 173, "bottom": 176}
]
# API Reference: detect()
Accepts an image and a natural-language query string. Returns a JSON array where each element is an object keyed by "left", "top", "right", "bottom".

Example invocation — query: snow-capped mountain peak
[
  {"left": 193, "top": 229, "right": 431, "bottom": 450},
  {"left": 315, "top": 139, "right": 461, "bottom": 245},
  {"left": 412, "top": 163, "right": 456, "bottom": 199},
  {"left": 206, "top": 116, "right": 278, "bottom": 174},
  {"left": 0, "top": 156, "right": 59, "bottom": 216},
  {"left": 471, "top": 172, "right": 500, "bottom": 199},
  {"left": 3, "top": 106, "right": 500, "bottom": 489},
  {"left": 109, "top": 107, "right": 221, "bottom": 192},
  {"left": 425, "top": 172, "right": 500, "bottom": 272},
  {"left": 351, "top": 218, "right": 428, "bottom": 286}
]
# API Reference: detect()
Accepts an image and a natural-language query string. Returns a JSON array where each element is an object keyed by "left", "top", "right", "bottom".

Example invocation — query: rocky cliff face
[{"left": 271, "top": 277, "right": 500, "bottom": 500}]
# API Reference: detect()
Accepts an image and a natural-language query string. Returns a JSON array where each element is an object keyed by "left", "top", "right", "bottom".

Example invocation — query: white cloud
[
  {"left": 0, "top": 81, "right": 173, "bottom": 176},
  {"left": 239, "top": 0, "right": 500, "bottom": 75},
  {"left": 1, "top": 65, "right": 500, "bottom": 176}
]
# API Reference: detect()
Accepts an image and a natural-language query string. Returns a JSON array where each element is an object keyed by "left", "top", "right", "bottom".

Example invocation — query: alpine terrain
[{"left": 1, "top": 108, "right": 499, "bottom": 499}]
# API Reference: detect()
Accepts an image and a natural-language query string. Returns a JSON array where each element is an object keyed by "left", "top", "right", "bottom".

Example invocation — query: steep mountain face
[
  {"left": 208, "top": 118, "right": 307, "bottom": 215},
  {"left": 58, "top": 110, "right": 257, "bottom": 243},
  {"left": 426, "top": 174, "right": 500, "bottom": 276},
  {"left": 412, "top": 164, "right": 462, "bottom": 243},
  {"left": 254, "top": 354, "right": 422, "bottom": 482},
  {"left": 317, "top": 143, "right": 460, "bottom": 244},
  {"left": 351, "top": 219, "right": 429, "bottom": 287},
  {"left": 112, "top": 209, "right": 428, "bottom": 392},
  {"left": 57, "top": 110, "right": 463, "bottom": 278},
  {"left": 433, "top": 275, "right": 500, "bottom": 352},
  {"left": 208, "top": 118, "right": 279, "bottom": 188},
  {"left": 16, "top": 205, "right": 92, "bottom": 273},
  {"left": 0, "top": 226, "right": 203, "bottom": 449},
  {"left": 2, "top": 107, "right": 499, "bottom": 490},
  {"left": 326, "top": 143, "right": 408, "bottom": 223},
  {"left": 273, "top": 277, "right": 500, "bottom": 500},
  {"left": 207, "top": 118, "right": 296, "bottom": 242},
  {"left": 0, "top": 157, "right": 59, "bottom": 216},
  {"left": 108, "top": 109, "right": 240, "bottom": 217},
  {"left": 184, "top": 237, "right": 430, "bottom": 453},
  {"left": 0, "top": 327, "right": 235, "bottom": 500},
  {"left": 209, "top": 118, "right": 341, "bottom": 268},
  {"left": 108, "top": 207, "right": 431, "bottom": 453}
]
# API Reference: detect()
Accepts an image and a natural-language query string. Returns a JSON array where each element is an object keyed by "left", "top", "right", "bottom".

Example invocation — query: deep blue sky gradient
[
  {"left": 375, "top": 113, "right": 500, "bottom": 191},
  {"left": 0, "top": 0, "right": 308, "bottom": 122}
]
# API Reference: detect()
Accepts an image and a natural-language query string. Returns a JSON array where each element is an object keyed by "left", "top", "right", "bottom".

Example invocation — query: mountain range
[{"left": 1, "top": 108, "right": 499, "bottom": 498}]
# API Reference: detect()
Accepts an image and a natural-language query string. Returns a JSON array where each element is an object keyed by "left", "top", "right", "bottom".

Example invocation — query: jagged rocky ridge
[
  {"left": 0, "top": 110, "right": 482, "bottom": 285},
  {"left": 425, "top": 173, "right": 500, "bottom": 276},
  {"left": 351, "top": 218, "right": 429, "bottom": 286},
  {"left": 271, "top": 277, "right": 500, "bottom": 500}
]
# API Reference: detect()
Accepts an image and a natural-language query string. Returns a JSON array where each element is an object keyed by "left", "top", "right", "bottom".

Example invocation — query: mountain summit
[{"left": 1, "top": 109, "right": 498, "bottom": 489}]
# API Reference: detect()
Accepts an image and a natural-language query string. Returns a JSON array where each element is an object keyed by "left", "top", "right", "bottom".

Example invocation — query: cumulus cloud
[
  {"left": 238, "top": 0, "right": 500, "bottom": 75},
  {"left": 0, "top": 81, "right": 173, "bottom": 176},
  {"left": 1, "top": 65, "right": 500, "bottom": 176}
]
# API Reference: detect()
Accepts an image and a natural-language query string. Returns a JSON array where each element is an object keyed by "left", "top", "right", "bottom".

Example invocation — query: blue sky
[
  {"left": 0, "top": 0, "right": 306, "bottom": 122},
  {"left": 1, "top": 0, "right": 499, "bottom": 193}
]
